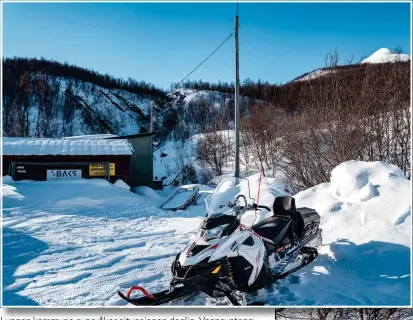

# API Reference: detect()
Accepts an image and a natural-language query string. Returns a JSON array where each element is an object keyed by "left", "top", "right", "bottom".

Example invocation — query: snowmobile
[{"left": 118, "top": 177, "right": 322, "bottom": 306}]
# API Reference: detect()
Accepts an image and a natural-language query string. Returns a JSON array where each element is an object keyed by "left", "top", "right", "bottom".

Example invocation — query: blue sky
[{"left": 3, "top": 2, "right": 411, "bottom": 89}]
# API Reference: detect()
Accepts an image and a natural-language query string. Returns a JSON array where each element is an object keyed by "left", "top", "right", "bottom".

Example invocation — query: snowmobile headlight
[
  {"left": 203, "top": 224, "right": 229, "bottom": 241},
  {"left": 211, "top": 265, "right": 221, "bottom": 274}
]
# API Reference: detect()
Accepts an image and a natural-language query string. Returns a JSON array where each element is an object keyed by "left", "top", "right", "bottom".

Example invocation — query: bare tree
[
  {"left": 197, "top": 125, "right": 228, "bottom": 177},
  {"left": 393, "top": 45, "right": 404, "bottom": 54}
]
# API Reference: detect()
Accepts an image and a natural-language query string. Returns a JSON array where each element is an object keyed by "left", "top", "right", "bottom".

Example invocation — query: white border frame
[{"left": 0, "top": 0, "right": 412, "bottom": 309}]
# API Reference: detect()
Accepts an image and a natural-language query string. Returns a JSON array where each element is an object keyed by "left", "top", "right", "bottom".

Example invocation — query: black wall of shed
[{"left": 2, "top": 155, "right": 131, "bottom": 184}]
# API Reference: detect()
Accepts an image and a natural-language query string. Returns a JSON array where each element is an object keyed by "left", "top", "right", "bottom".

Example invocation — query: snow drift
[
  {"left": 280, "top": 161, "right": 411, "bottom": 306},
  {"left": 295, "top": 161, "right": 410, "bottom": 246}
]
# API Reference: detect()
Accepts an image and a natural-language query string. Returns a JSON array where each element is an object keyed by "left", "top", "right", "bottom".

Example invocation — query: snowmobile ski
[
  {"left": 275, "top": 247, "right": 318, "bottom": 280},
  {"left": 267, "top": 231, "right": 321, "bottom": 277},
  {"left": 118, "top": 285, "right": 197, "bottom": 306}
]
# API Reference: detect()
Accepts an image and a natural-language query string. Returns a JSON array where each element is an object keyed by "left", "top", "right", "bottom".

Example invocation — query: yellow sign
[{"left": 89, "top": 163, "right": 115, "bottom": 176}]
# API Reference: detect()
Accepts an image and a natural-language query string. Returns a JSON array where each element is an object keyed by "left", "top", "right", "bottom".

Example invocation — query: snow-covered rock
[{"left": 361, "top": 48, "right": 410, "bottom": 64}]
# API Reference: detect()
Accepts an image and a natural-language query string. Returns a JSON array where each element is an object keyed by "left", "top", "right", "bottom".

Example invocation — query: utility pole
[
  {"left": 150, "top": 101, "right": 153, "bottom": 133},
  {"left": 234, "top": 3, "right": 240, "bottom": 178}
]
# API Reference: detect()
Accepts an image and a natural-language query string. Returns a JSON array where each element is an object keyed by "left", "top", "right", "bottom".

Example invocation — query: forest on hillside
[
  {"left": 174, "top": 55, "right": 411, "bottom": 189},
  {"left": 2, "top": 57, "right": 169, "bottom": 138},
  {"left": 3, "top": 57, "right": 167, "bottom": 100}
]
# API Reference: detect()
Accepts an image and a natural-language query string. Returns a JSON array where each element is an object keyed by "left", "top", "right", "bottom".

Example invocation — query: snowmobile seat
[
  {"left": 252, "top": 197, "right": 297, "bottom": 245},
  {"left": 252, "top": 216, "right": 291, "bottom": 245},
  {"left": 272, "top": 196, "right": 296, "bottom": 220}
]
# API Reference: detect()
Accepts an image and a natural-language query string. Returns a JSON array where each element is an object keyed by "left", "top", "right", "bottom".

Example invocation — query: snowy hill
[
  {"left": 361, "top": 48, "right": 410, "bottom": 64},
  {"left": 2, "top": 160, "right": 410, "bottom": 306},
  {"left": 293, "top": 48, "right": 410, "bottom": 83},
  {"left": 3, "top": 57, "right": 169, "bottom": 138},
  {"left": 55, "top": 80, "right": 157, "bottom": 136},
  {"left": 169, "top": 88, "right": 255, "bottom": 115},
  {"left": 153, "top": 130, "right": 274, "bottom": 186},
  {"left": 294, "top": 69, "right": 333, "bottom": 82}
]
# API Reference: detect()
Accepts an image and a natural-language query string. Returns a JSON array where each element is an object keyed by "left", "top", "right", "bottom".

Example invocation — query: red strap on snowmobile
[{"left": 125, "top": 286, "right": 155, "bottom": 300}]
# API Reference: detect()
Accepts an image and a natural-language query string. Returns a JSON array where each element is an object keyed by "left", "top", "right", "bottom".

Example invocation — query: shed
[
  {"left": 110, "top": 132, "right": 153, "bottom": 188},
  {"left": 2, "top": 137, "right": 133, "bottom": 183}
]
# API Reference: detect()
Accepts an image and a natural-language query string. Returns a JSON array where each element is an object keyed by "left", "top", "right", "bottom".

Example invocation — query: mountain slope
[
  {"left": 2, "top": 57, "right": 170, "bottom": 138},
  {"left": 293, "top": 48, "right": 410, "bottom": 82}
]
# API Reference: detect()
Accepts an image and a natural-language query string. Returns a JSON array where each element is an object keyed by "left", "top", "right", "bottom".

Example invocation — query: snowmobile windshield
[{"left": 205, "top": 177, "right": 253, "bottom": 218}]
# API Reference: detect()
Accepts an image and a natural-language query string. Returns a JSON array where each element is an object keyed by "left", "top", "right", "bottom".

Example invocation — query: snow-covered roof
[
  {"left": 2, "top": 137, "right": 133, "bottom": 156},
  {"left": 63, "top": 134, "right": 119, "bottom": 139}
]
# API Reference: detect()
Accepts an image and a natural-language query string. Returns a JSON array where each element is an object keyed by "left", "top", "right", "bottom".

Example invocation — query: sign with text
[
  {"left": 47, "top": 169, "right": 82, "bottom": 180},
  {"left": 89, "top": 163, "right": 115, "bottom": 176}
]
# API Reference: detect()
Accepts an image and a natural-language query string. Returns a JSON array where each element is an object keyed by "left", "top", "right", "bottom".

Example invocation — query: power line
[{"left": 175, "top": 32, "right": 234, "bottom": 88}]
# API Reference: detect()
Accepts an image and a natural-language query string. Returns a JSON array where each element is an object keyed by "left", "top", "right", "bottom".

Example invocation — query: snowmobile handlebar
[
  {"left": 235, "top": 194, "right": 247, "bottom": 206},
  {"left": 219, "top": 194, "right": 248, "bottom": 210},
  {"left": 253, "top": 204, "right": 271, "bottom": 212}
]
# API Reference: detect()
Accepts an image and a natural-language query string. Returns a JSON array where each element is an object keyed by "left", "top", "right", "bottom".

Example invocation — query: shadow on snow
[
  {"left": 284, "top": 239, "right": 411, "bottom": 306},
  {"left": 2, "top": 228, "right": 49, "bottom": 306}
]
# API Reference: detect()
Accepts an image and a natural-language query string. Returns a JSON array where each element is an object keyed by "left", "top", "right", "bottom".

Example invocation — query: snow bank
[
  {"left": 2, "top": 175, "right": 14, "bottom": 184},
  {"left": 132, "top": 186, "right": 165, "bottom": 203},
  {"left": 295, "top": 161, "right": 410, "bottom": 246},
  {"left": 2, "top": 178, "right": 144, "bottom": 212},
  {"left": 113, "top": 179, "right": 130, "bottom": 190},
  {"left": 251, "top": 161, "right": 410, "bottom": 306},
  {"left": 361, "top": 48, "right": 410, "bottom": 64}
]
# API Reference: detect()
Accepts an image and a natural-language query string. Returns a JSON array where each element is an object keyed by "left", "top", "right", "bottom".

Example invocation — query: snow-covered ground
[{"left": 2, "top": 161, "right": 410, "bottom": 306}]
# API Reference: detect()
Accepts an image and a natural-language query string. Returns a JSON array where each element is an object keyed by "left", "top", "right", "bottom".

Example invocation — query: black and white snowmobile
[{"left": 118, "top": 177, "right": 322, "bottom": 306}]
